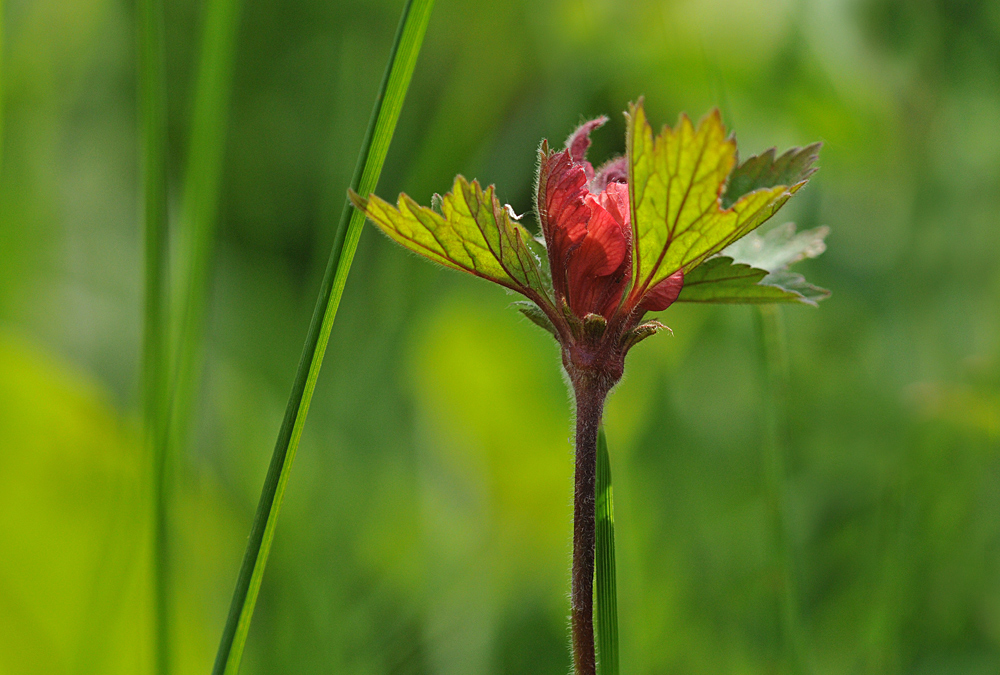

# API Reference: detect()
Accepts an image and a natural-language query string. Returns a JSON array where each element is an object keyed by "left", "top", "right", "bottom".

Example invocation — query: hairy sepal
[
  {"left": 513, "top": 300, "right": 559, "bottom": 338},
  {"left": 621, "top": 320, "right": 670, "bottom": 352}
]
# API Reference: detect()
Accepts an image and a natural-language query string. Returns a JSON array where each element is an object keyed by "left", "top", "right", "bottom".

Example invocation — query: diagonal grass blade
[
  {"left": 596, "top": 426, "right": 619, "bottom": 675},
  {"left": 210, "top": 1, "right": 435, "bottom": 673}
]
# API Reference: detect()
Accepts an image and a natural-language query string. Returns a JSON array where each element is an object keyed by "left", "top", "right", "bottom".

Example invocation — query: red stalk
[{"left": 568, "top": 368, "right": 615, "bottom": 675}]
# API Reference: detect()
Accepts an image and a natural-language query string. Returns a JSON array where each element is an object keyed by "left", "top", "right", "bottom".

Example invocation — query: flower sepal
[
  {"left": 621, "top": 320, "right": 671, "bottom": 352},
  {"left": 582, "top": 313, "right": 608, "bottom": 342},
  {"left": 559, "top": 295, "right": 585, "bottom": 337},
  {"left": 513, "top": 300, "right": 559, "bottom": 338}
]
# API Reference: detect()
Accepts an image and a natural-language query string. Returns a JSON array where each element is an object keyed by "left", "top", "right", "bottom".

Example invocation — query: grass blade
[
  {"left": 757, "top": 305, "right": 806, "bottom": 674},
  {"left": 1, "top": 0, "right": 5, "bottom": 163},
  {"left": 210, "top": 1, "right": 435, "bottom": 672},
  {"left": 137, "top": 0, "right": 171, "bottom": 670},
  {"left": 167, "top": 0, "right": 243, "bottom": 457},
  {"left": 596, "top": 426, "right": 619, "bottom": 675}
]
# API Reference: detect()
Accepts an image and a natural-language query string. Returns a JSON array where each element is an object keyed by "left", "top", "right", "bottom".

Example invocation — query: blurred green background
[{"left": 2, "top": 0, "right": 999, "bottom": 672}]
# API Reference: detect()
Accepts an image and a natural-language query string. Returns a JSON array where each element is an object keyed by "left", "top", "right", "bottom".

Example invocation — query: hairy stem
[{"left": 572, "top": 377, "right": 610, "bottom": 675}]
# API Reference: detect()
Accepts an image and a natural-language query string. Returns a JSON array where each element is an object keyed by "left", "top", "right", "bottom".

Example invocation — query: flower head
[
  {"left": 349, "top": 100, "right": 825, "bottom": 387},
  {"left": 537, "top": 117, "right": 685, "bottom": 323}
]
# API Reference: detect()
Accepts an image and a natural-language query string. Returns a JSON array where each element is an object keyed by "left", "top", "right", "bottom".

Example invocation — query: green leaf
[
  {"left": 211, "top": 1, "right": 435, "bottom": 674},
  {"left": 351, "top": 176, "right": 550, "bottom": 300},
  {"left": 761, "top": 270, "right": 830, "bottom": 305},
  {"left": 595, "top": 427, "right": 619, "bottom": 675},
  {"left": 678, "top": 257, "right": 804, "bottom": 304},
  {"left": 722, "top": 222, "right": 828, "bottom": 272},
  {"left": 625, "top": 101, "right": 808, "bottom": 301},
  {"left": 678, "top": 223, "right": 830, "bottom": 305},
  {"left": 725, "top": 222, "right": 829, "bottom": 304},
  {"left": 722, "top": 144, "right": 821, "bottom": 209}
]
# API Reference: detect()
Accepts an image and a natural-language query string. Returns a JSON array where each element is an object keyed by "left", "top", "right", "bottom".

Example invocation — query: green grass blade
[
  {"left": 210, "top": 1, "right": 435, "bottom": 673},
  {"left": 596, "top": 426, "right": 619, "bottom": 675},
  {"left": 757, "top": 305, "right": 806, "bottom": 674},
  {"left": 1, "top": 0, "right": 5, "bottom": 163},
  {"left": 137, "top": 0, "right": 170, "bottom": 669},
  {"left": 167, "top": 0, "right": 243, "bottom": 456}
]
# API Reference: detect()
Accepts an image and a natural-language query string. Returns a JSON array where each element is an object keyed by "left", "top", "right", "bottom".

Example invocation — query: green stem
[
  {"left": 137, "top": 0, "right": 170, "bottom": 669},
  {"left": 595, "top": 426, "right": 619, "bottom": 675},
  {"left": 757, "top": 304, "right": 805, "bottom": 675},
  {"left": 210, "top": 1, "right": 434, "bottom": 672}
]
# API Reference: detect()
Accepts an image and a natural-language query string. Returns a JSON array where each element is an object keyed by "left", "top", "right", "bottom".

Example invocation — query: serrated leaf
[
  {"left": 761, "top": 269, "right": 830, "bottom": 305},
  {"left": 722, "top": 143, "right": 821, "bottom": 209},
  {"left": 678, "top": 222, "right": 831, "bottom": 306},
  {"left": 678, "top": 257, "right": 805, "bottom": 304},
  {"left": 350, "top": 176, "right": 550, "bottom": 299},
  {"left": 626, "top": 102, "right": 808, "bottom": 302},
  {"left": 717, "top": 222, "right": 830, "bottom": 305},
  {"left": 722, "top": 222, "right": 828, "bottom": 272}
]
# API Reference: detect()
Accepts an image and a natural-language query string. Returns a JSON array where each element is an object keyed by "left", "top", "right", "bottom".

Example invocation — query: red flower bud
[{"left": 537, "top": 118, "right": 682, "bottom": 325}]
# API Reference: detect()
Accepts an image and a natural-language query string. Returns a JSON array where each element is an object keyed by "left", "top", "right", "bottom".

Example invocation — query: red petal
[
  {"left": 598, "top": 181, "right": 631, "bottom": 234},
  {"left": 566, "top": 197, "right": 628, "bottom": 317},
  {"left": 591, "top": 156, "right": 629, "bottom": 193},
  {"left": 578, "top": 196, "right": 628, "bottom": 277},
  {"left": 566, "top": 116, "right": 609, "bottom": 162},
  {"left": 542, "top": 151, "right": 590, "bottom": 246},
  {"left": 639, "top": 269, "right": 684, "bottom": 311}
]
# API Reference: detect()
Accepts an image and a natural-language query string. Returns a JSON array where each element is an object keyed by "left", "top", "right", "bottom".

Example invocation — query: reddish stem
[{"left": 570, "top": 374, "right": 611, "bottom": 675}]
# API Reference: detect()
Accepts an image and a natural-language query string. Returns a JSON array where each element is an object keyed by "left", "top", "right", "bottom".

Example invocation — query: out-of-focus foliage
[{"left": 1, "top": 0, "right": 998, "bottom": 673}]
